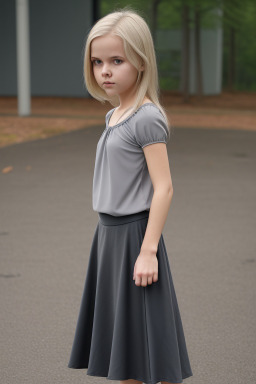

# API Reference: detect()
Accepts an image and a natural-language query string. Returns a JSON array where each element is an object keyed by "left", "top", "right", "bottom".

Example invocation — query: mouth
[{"left": 103, "top": 82, "right": 115, "bottom": 84}]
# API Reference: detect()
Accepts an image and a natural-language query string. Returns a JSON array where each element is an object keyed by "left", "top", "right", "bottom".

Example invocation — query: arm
[
  {"left": 141, "top": 141, "right": 173, "bottom": 253},
  {"left": 133, "top": 142, "right": 173, "bottom": 287}
]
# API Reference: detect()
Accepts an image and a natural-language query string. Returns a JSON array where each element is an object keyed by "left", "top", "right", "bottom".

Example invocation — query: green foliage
[
  {"left": 100, "top": 0, "right": 256, "bottom": 91},
  {"left": 100, "top": 0, "right": 150, "bottom": 21},
  {"left": 222, "top": 0, "right": 256, "bottom": 90},
  {"left": 159, "top": 77, "right": 180, "bottom": 90},
  {"left": 157, "top": 0, "right": 181, "bottom": 29}
]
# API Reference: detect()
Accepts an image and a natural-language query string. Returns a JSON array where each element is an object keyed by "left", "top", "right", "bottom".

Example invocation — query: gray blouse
[{"left": 92, "top": 103, "right": 170, "bottom": 216}]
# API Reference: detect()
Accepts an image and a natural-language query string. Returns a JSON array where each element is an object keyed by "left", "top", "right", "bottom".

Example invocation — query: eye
[
  {"left": 92, "top": 59, "right": 101, "bottom": 65},
  {"left": 114, "top": 59, "right": 123, "bottom": 64}
]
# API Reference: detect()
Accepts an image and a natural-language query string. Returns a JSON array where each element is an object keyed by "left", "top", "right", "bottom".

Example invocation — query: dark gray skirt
[{"left": 68, "top": 210, "right": 193, "bottom": 384}]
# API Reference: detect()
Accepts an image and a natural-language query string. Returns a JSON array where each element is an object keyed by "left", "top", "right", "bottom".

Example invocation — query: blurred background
[
  {"left": 1, "top": 2, "right": 256, "bottom": 384},
  {"left": 0, "top": 0, "right": 255, "bottom": 147}
]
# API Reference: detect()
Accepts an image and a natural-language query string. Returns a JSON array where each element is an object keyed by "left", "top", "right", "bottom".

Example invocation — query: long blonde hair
[{"left": 83, "top": 6, "right": 171, "bottom": 137}]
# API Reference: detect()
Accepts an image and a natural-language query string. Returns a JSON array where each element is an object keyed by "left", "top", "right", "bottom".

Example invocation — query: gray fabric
[
  {"left": 67, "top": 211, "right": 193, "bottom": 383},
  {"left": 92, "top": 103, "right": 170, "bottom": 216}
]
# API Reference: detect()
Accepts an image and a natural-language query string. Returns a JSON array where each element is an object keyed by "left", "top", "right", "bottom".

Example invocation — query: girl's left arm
[{"left": 140, "top": 142, "right": 173, "bottom": 255}]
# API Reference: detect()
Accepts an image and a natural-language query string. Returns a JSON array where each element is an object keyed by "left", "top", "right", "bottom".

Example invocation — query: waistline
[{"left": 98, "top": 210, "right": 149, "bottom": 226}]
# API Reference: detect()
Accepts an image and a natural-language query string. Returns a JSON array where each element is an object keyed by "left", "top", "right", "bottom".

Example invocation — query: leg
[
  {"left": 120, "top": 380, "right": 178, "bottom": 384},
  {"left": 161, "top": 382, "right": 181, "bottom": 384},
  {"left": 120, "top": 380, "right": 143, "bottom": 384}
]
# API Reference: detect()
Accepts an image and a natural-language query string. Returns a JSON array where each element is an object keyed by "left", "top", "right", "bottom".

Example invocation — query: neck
[{"left": 117, "top": 87, "right": 138, "bottom": 111}]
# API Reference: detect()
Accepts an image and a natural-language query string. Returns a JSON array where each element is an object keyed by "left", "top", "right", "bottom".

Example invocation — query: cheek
[
  {"left": 126, "top": 64, "right": 138, "bottom": 78},
  {"left": 92, "top": 66, "right": 97, "bottom": 76},
  {"left": 118, "top": 64, "right": 137, "bottom": 80},
  {"left": 92, "top": 67, "right": 100, "bottom": 81}
]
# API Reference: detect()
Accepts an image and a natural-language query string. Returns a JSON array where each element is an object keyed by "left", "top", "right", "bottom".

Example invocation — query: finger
[
  {"left": 141, "top": 275, "right": 148, "bottom": 287},
  {"left": 135, "top": 275, "right": 141, "bottom": 286},
  {"left": 147, "top": 276, "right": 153, "bottom": 285},
  {"left": 153, "top": 273, "right": 158, "bottom": 282}
]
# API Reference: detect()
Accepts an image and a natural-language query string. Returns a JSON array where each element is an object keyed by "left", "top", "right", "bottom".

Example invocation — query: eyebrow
[{"left": 91, "top": 56, "right": 124, "bottom": 59}]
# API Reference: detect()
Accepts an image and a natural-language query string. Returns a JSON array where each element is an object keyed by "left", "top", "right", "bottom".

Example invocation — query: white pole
[{"left": 16, "top": 0, "right": 31, "bottom": 116}]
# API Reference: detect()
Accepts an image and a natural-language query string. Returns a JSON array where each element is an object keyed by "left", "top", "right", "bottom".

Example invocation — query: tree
[
  {"left": 151, "top": 0, "right": 162, "bottom": 44},
  {"left": 181, "top": 0, "right": 222, "bottom": 99},
  {"left": 191, "top": 0, "right": 223, "bottom": 97},
  {"left": 222, "top": 0, "right": 248, "bottom": 91},
  {"left": 193, "top": 2, "right": 203, "bottom": 98},
  {"left": 181, "top": 2, "right": 190, "bottom": 102}
]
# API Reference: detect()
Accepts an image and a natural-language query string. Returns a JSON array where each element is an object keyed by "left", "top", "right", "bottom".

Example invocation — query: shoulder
[
  {"left": 134, "top": 104, "right": 168, "bottom": 133},
  {"left": 136, "top": 103, "right": 163, "bottom": 119},
  {"left": 132, "top": 104, "right": 170, "bottom": 148}
]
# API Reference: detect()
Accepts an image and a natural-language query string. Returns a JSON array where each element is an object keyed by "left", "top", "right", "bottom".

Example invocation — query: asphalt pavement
[{"left": 1, "top": 125, "right": 256, "bottom": 384}]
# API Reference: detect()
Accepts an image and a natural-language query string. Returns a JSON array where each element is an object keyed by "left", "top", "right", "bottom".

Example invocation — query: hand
[{"left": 133, "top": 251, "right": 158, "bottom": 287}]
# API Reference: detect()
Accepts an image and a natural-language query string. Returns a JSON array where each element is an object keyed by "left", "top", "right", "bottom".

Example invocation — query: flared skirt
[{"left": 68, "top": 210, "right": 193, "bottom": 384}]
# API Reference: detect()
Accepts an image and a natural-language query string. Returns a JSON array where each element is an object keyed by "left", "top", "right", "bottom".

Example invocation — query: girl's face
[{"left": 90, "top": 34, "right": 140, "bottom": 102}]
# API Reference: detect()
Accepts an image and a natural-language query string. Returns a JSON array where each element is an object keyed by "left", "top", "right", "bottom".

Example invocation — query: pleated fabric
[{"left": 68, "top": 210, "right": 193, "bottom": 384}]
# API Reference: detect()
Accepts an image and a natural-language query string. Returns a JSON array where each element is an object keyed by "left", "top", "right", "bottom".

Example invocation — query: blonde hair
[{"left": 83, "top": 6, "right": 171, "bottom": 136}]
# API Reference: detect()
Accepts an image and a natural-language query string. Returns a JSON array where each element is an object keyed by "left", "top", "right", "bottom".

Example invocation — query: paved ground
[
  {"left": 1, "top": 91, "right": 256, "bottom": 147},
  {"left": 0, "top": 124, "right": 256, "bottom": 384}
]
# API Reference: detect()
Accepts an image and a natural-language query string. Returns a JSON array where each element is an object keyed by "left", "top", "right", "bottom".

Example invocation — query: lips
[{"left": 104, "top": 82, "right": 114, "bottom": 84}]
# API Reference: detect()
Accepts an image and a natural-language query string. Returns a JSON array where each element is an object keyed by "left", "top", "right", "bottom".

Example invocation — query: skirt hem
[{"left": 68, "top": 365, "right": 193, "bottom": 383}]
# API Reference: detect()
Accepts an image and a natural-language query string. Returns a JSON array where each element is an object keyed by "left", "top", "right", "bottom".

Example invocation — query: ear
[{"left": 140, "top": 62, "right": 145, "bottom": 71}]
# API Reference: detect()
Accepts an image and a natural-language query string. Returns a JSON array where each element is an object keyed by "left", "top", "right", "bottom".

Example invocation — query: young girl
[{"left": 68, "top": 7, "right": 193, "bottom": 384}]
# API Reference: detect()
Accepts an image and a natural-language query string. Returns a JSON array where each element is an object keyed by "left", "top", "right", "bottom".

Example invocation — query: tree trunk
[
  {"left": 182, "top": 3, "right": 190, "bottom": 102},
  {"left": 151, "top": 0, "right": 161, "bottom": 44},
  {"left": 194, "top": 4, "right": 203, "bottom": 97},
  {"left": 228, "top": 26, "right": 236, "bottom": 91}
]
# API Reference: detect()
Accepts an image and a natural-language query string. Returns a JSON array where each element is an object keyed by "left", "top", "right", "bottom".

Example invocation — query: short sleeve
[{"left": 133, "top": 108, "right": 169, "bottom": 148}]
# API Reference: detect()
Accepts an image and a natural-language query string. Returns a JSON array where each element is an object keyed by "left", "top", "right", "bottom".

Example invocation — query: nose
[{"left": 101, "top": 63, "right": 111, "bottom": 77}]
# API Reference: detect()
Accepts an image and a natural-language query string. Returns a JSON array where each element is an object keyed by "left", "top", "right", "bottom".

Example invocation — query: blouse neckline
[{"left": 107, "top": 102, "right": 158, "bottom": 129}]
